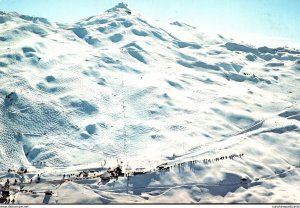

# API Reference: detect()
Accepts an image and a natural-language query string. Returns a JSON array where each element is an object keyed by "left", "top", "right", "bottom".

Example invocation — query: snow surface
[{"left": 0, "top": 3, "right": 300, "bottom": 204}]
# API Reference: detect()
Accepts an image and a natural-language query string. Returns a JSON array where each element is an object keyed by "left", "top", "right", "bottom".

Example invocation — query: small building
[{"left": 133, "top": 168, "right": 146, "bottom": 175}]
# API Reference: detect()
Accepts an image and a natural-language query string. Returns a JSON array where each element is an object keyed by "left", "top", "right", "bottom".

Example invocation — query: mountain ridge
[
  {"left": 0, "top": 0, "right": 299, "bottom": 189},
  {"left": 0, "top": 3, "right": 299, "bottom": 203}
]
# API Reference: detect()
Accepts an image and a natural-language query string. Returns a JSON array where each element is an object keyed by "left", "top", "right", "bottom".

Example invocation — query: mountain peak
[
  {"left": 170, "top": 21, "right": 196, "bottom": 29},
  {"left": 106, "top": 2, "right": 131, "bottom": 13}
]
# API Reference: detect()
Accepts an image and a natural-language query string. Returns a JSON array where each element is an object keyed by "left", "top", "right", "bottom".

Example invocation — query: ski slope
[{"left": 0, "top": 3, "right": 299, "bottom": 203}]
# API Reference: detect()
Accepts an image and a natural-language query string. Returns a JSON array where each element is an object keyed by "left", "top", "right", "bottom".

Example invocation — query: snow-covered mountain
[{"left": 0, "top": 3, "right": 299, "bottom": 203}]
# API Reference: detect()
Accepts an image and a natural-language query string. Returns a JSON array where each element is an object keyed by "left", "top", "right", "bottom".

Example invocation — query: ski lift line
[
  {"left": 169, "top": 136, "right": 245, "bottom": 164},
  {"left": 170, "top": 138, "right": 247, "bottom": 166},
  {"left": 120, "top": 71, "right": 129, "bottom": 157}
]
